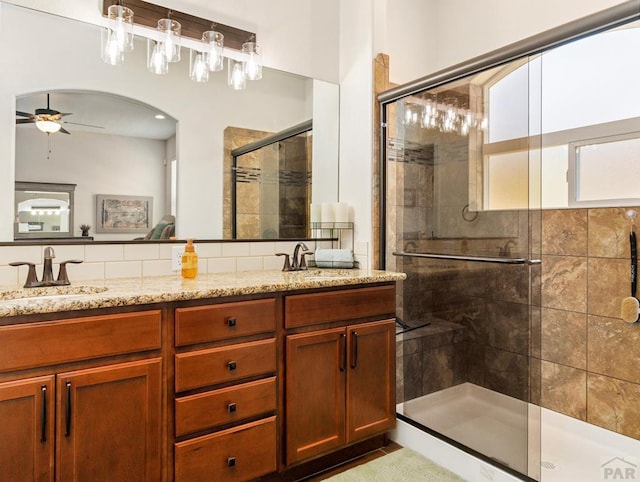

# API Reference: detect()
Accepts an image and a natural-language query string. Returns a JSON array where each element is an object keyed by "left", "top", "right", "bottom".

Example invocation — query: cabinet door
[
  {"left": 56, "top": 358, "right": 162, "bottom": 482},
  {"left": 0, "top": 376, "right": 54, "bottom": 482},
  {"left": 346, "top": 319, "right": 395, "bottom": 443},
  {"left": 286, "top": 327, "right": 346, "bottom": 465}
]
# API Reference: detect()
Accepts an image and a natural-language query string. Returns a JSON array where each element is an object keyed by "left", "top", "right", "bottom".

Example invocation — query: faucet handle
[
  {"left": 276, "top": 253, "right": 291, "bottom": 272},
  {"left": 299, "top": 251, "right": 314, "bottom": 270},
  {"left": 9, "top": 261, "right": 40, "bottom": 287},
  {"left": 57, "top": 260, "right": 83, "bottom": 285}
]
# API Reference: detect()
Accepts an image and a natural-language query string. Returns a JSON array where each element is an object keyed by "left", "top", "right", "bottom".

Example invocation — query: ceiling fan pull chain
[{"left": 47, "top": 133, "right": 52, "bottom": 160}]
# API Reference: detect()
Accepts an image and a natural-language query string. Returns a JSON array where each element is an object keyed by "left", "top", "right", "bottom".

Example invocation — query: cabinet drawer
[
  {"left": 285, "top": 285, "right": 395, "bottom": 328},
  {"left": 175, "top": 377, "right": 276, "bottom": 437},
  {"left": 175, "top": 416, "right": 276, "bottom": 482},
  {"left": 0, "top": 310, "right": 161, "bottom": 372},
  {"left": 175, "top": 298, "right": 276, "bottom": 347},
  {"left": 175, "top": 338, "right": 276, "bottom": 392}
]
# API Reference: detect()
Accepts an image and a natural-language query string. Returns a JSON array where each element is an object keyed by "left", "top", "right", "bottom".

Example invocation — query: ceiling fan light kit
[{"left": 102, "top": 0, "right": 262, "bottom": 90}]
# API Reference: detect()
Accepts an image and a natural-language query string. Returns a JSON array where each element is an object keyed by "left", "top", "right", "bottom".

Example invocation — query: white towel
[{"left": 314, "top": 248, "right": 354, "bottom": 268}]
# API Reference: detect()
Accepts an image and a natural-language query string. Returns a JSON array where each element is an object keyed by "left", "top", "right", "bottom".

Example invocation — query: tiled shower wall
[{"left": 537, "top": 207, "right": 640, "bottom": 440}]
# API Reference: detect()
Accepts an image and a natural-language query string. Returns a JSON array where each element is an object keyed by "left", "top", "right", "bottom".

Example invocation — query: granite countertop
[{"left": 0, "top": 269, "right": 406, "bottom": 318}]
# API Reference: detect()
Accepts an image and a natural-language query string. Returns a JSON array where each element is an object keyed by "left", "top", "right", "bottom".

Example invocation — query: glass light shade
[
  {"left": 228, "top": 58, "right": 246, "bottom": 90},
  {"left": 189, "top": 50, "right": 209, "bottom": 82},
  {"left": 35, "top": 120, "right": 62, "bottom": 133},
  {"left": 242, "top": 41, "right": 262, "bottom": 80},
  {"left": 147, "top": 39, "right": 168, "bottom": 75},
  {"left": 202, "top": 31, "right": 224, "bottom": 72},
  {"left": 157, "top": 18, "right": 181, "bottom": 63},
  {"left": 107, "top": 5, "right": 134, "bottom": 53},
  {"left": 101, "top": 27, "right": 124, "bottom": 65}
]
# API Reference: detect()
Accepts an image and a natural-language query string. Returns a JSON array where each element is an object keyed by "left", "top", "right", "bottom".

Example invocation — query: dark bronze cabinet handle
[
  {"left": 351, "top": 331, "right": 358, "bottom": 369},
  {"left": 227, "top": 457, "right": 236, "bottom": 467},
  {"left": 227, "top": 361, "right": 237, "bottom": 371},
  {"left": 40, "top": 385, "right": 47, "bottom": 443},
  {"left": 226, "top": 317, "right": 237, "bottom": 327},
  {"left": 65, "top": 381, "right": 72, "bottom": 437},
  {"left": 228, "top": 402, "right": 237, "bottom": 413},
  {"left": 339, "top": 333, "right": 346, "bottom": 372}
]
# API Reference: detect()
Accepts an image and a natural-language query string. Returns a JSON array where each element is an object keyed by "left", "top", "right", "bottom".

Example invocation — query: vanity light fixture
[
  {"left": 101, "top": 3, "right": 134, "bottom": 66},
  {"left": 157, "top": 16, "right": 181, "bottom": 63},
  {"left": 203, "top": 30, "right": 224, "bottom": 72},
  {"left": 102, "top": 0, "right": 261, "bottom": 88},
  {"left": 228, "top": 58, "right": 246, "bottom": 90},
  {"left": 242, "top": 38, "right": 262, "bottom": 81}
]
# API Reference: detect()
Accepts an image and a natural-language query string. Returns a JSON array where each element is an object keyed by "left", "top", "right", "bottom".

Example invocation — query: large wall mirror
[{"left": 0, "top": 2, "right": 339, "bottom": 242}]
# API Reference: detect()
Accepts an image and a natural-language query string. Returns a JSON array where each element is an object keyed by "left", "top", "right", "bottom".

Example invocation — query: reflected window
[{"left": 14, "top": 181, "right": 75, "bottom": 239}]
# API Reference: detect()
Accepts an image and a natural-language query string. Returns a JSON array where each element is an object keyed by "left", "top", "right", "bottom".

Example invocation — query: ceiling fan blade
[
  {"left": 16, "top": 119, "right": 35, "bottom": 124},
  {"left": 16, "top": 111, "right": 34, "bottom": 118},
  {"left": 63, "top": 121, "right": 104, "bottom": 129},
  {"left": 59, "top": 126, "right": 71, "bottom": 135}
]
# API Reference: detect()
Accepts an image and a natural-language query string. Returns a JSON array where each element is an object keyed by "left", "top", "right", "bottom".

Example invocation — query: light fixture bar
[{"left": 102, "top": 0, "right": 256, "bottom": 50}]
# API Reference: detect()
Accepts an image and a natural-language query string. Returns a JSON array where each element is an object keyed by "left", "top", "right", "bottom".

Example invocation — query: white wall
[
  {"left": 16, "top": 128, "right": 167, "bottom": 240},
  {"left": 0, "top": 4, "right": 312, "bottom": 241},
  {"left": 2, "top": 0, "right": 340, "bottom": 83},
  {"left": 382, "top": 0, "right": 631, "bottom": 85}
]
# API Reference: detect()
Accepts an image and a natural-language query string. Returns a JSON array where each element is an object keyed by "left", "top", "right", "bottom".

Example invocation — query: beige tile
[
  {"left": 124, "top": 244, "right": 159, "bottom": 261},
  {"left": 221, "top": 242, "right": 251, "bottom": 257},
  {"left": 85, "top": 244, "right": 124, "bottom": 262},
  {"left": 542, "top": 209, "right": 587, "bottom": 256},
  {"left": 541, "top": 255, "right": 587, "bottom": 313},
  {"left": 249, "top": 242, "right": 277, "bottom": 256},
  {"left": 0, "top": 245, "right": 42, "bottom": 264},
  {"left": 0, "top": 266, "right": 18, "bottom": 286},
  {"left": 588, "top": 315, "right": 640, "bottom": 384},
  {"left": 237, "top": 257, "right": 263, "bottom": 272},
  {"left": 194, "top": 243, "right": 223, "bottom": 258},
  {"left": 541, "top": 308, "right": 586, "bottom": 369},
  {"left": 588, "top": 207, "right": 639, "bottom": 258},
  {"left": 541, "top": 361, "right": 586, "bottom": 420},
  {"left": 68, "top": 262, "right": 105, "bottom": 281},
  {"left": 588, "top": 373, "right": 640, "bottom": 439},
  {"left": 44, "top": 244, "right": 85, "bottom": 262},
  {"left": 587, "top": 257, "right": 628, "bottom": 318},
  {"left": 142, "top": 260, "right": 174, "bottom": 277}
]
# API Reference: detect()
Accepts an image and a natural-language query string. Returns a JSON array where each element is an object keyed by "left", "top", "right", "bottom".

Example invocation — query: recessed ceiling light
[{"left": 155, "top": 114, "right": 166, "bottom": 120}]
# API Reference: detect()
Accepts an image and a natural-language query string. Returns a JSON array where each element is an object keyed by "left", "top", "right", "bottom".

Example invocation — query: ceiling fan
[{"left": 15, "top": 93, "right": 103, "bottom": 135}]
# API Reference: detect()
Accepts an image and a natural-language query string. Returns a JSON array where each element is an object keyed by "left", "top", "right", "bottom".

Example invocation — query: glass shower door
[{"left": 384, "top": 56, "right": 542, "bottom": 480}]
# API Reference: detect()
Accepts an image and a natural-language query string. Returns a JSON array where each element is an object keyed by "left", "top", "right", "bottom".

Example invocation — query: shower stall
[{"left": 379, "top": 3, "right": 640, "bottom": 481}]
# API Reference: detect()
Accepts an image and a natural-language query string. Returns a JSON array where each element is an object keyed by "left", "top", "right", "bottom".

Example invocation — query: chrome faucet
[
  {"left": 9, "top": 246, "right": 83, "bottom": 288},
  {"left": 276, "top": 242, "right": 314, "bottom": 272}
]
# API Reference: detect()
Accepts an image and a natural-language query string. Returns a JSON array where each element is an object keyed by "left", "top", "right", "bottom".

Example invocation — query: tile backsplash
[{"left": 0, "top": 239, "right": 342, "bottom": 287}]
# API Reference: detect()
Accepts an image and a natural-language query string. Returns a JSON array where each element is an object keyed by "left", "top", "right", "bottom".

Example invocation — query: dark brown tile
[
  {"left": 588, "top": 207, "right": 640, "bottom": 259},
  {"left": 484, "top": 347, "right": 529, "bottom": 401},
  {"left": 485, "top": 301, "right": 529, "bottom": 355},
  {"left": 541, "top": 255, "right": 587, "bottom": 313},
  {"left": 541, "top": 361, "right": 586, "bottom": 420},
  {"left": 542, "top": 209, "right": 588, "bottom": 256},
  {"left": 588, "top": 373, "right": 640, "bottom": 439},
  {"left": 587, "top": 257, "right": 628, "bottom": 318},
  {"left": 541, "top": 308, "right": 586, "bottom": 369},
  {"left": 588, "top": 315, "right": 640, "bottom": 384}
]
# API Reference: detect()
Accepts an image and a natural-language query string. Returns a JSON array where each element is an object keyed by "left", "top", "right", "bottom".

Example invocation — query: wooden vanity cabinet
[
  {"left": 173, "top": 298, "right": 278, "bottom": 482},
  {"left": 284, "top": 286, "right": 396, "bottom": 466},
  {"left": 0, "top": 310, "right": 162, "bottom": 482}
]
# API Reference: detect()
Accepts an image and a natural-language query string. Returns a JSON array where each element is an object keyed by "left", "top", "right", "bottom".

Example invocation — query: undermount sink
[{"left": 0, "top": 285, "right": 108, "bottom": 302}]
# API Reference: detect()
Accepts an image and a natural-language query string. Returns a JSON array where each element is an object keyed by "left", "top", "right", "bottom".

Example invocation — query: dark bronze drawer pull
[
  {"left": 226, "top": 317, "right": 237, "bottom": 327},
  {"left": 228, "top": 402, "right": 237, "bottom": 413},
  {"left": 227, "top": 456, "right": 236, "bottom": 467},
  {"left": 227, "top": 361, "right": 237, "bottom": 371},
  {"left": 40, "top": 385, "right": 47, "bottom": 443},
  {"left": 65, "top": 381, "right": 72, "bottom": 437},
  {"left": 351, "top": 331, "right": 358, "bottom": 369}
]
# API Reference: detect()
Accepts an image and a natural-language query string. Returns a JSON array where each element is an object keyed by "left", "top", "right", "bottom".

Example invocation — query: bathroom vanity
[{"left": 0, "top": 269, "right": 404, "bottom": 481}]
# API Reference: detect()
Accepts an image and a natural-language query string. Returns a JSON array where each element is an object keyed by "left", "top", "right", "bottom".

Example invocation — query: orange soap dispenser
[{"left": 181, "top": 238, "right": 198, "bottom": 279}]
